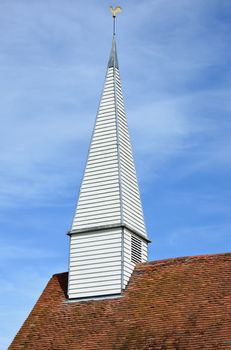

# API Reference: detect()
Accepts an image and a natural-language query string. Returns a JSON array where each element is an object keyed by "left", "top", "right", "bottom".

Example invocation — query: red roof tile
[{"left": 9, "top": 253, "right": 231, "bottom": 350}]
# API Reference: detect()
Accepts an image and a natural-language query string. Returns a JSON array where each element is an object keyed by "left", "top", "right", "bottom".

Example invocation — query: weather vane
[{"left": 110, "top": 5, "right": 122, "bottom": 36}]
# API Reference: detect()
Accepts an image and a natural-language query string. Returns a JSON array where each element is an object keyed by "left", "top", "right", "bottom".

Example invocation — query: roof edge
[
  {"left": 53, "top": 252, "right": 231, "bottom": 278},
  {"left": 135, "top": 252, "right": 231, "bottom": 270}
]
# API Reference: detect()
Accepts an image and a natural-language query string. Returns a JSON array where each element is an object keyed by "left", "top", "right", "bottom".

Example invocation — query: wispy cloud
[
  {"left": 0, "top": 240, "right": 58, "bottom": 260},
  {"left": 152, "top": 223, "right": 231, "bottom": 261},
  {"left": 167, "top": 223, "right": 231, "bottom": 248}
]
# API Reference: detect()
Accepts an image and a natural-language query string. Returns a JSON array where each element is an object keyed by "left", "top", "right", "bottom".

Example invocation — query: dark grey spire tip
[{"left": 108, "top": 37, "right": 119, "bottom": 69}]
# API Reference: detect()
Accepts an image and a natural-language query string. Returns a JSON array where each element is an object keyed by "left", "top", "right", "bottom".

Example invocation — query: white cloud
[
  {"left": 0, "top": 241, "right": 58, "bottom": 260},
  {"left": 152, "top": 222, "right": 231, "bottom": 262},
  {"left": 167, "top": 223, "right": 231, "bottom": 247},
  {"left": 127, "top": 86, "right": 231, "bottom": 184}
]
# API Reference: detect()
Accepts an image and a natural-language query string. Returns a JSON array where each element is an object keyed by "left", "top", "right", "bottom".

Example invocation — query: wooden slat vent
[{"left": 131, "top": 235, "right": 142, "bottom": 264}]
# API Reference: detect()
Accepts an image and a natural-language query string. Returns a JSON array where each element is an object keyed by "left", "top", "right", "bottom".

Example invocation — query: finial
[
  {"left": 110, "top": 5, "right": 122, "bottom": 17},
  {"left": 109, "top": 6, "right": 122, "bottom": 36}
]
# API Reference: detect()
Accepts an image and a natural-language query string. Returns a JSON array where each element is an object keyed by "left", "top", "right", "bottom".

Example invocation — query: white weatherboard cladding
[
  {"left": 71, "top": 68, "right": 121, "bottom": 231},
  {"left": 115, "top": 69, "right": 146, "bottom": 236},
  {"left": 68, "top": 227, "right": 148, "bottom": 299},
  {"left": 71, "top": 66, "right": 147, "bottom": 237},
  {"left": 122, "top": 228, "right": 148, "bottom": 289},
  {"left": 68, "top": 38, "right": 149, "bottom": 300},
  {"left": 68, "top": 228, "right": 122, "bottom": 299}
]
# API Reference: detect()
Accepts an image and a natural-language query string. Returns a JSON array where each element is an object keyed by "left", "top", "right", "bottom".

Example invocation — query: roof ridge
[
  {"left": 135, "top": 252, "right": 231, "bottom": 270},
  {"left": 52, "top": 253, "right": 231, "bottom": 278}
]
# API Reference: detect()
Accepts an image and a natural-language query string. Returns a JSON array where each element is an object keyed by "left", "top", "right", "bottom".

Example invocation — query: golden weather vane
[
  {"left": 110, "top": 5, "right": 122, "bottom": 17},
  {"left": 109, "top": 5, "right": 122, "bottom": 36}
]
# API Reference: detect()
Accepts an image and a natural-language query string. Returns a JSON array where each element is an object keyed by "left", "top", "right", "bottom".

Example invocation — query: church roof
[{"left": 9, "top": 253, "right": 231, "bottom": 349}]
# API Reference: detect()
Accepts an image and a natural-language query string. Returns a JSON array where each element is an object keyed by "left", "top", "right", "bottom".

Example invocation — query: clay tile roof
[{"left": 9, "top": 253, "right": 231, "bottom": 350}]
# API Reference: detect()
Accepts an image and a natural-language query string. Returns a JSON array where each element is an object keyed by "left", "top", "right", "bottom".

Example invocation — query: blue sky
[{"left": 1, "top": 0, "right": 231, "bottom": 348}]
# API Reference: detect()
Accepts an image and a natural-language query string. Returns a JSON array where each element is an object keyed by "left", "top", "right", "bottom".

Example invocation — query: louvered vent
[{"left": 131, "top": 235, "right": 142, "bottom": 264}]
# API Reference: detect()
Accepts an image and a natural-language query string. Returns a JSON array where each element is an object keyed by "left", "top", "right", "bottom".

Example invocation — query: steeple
[
  {"left": 68, "top": 8, "right": 149, "bottom": 300},
  {"left": 108, "top": 37, "right": 119, "bottom": 68}
]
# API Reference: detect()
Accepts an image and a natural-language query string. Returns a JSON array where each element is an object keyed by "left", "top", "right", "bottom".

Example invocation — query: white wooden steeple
[{"left": 68, "top": 10, "right": 150, "bottom": 300}]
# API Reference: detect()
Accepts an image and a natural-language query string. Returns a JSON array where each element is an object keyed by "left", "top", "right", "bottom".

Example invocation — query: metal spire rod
[
  {"left": 113, "top": 15, "right": 116, "bottom": 36},
  {"left": 110, "top": 5, "right": 122, "bottom": 36}
]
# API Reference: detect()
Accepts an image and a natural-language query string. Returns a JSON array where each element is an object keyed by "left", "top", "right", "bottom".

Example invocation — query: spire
[
  {"left": 68, "top": 9, "right": 149, "bottom": 300},
  {"left": 108, "top": 37, "right": 119, "bottom": 68},
  {"left": 108, "top": 6, "right": 120, "bottom": 68},
  {"left": 70, "top": 33, "right": 147, "bottom": 238}
]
